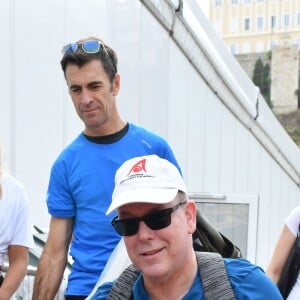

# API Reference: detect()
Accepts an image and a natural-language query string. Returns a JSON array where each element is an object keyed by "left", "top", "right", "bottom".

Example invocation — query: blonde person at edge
[
  {"left": 267, "top": 206, "right": 300, "bottom": 300},
  {"left": 32, "top": 37, "right": 180, "bottom": 300},
  {"left": 0, "top": 145, "right": 34, "bottom": 300},
  {"left": 94, "top": 154, "right": 282, "bottom": 299}
]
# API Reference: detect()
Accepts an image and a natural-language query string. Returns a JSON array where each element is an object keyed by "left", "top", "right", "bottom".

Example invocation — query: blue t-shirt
[
  {"left": 46, "top": 123, "right": 181, "bottom": 296},
  {"left": 90, "top": 258, "right": 283, "bottom": 299}
]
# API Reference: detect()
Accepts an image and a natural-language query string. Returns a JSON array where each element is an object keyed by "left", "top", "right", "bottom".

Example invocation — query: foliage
[
  {"left": 261, "top": 63, "right": 271, "bottom": 107},
  {"left": 252, "top": 58, "right": 263, "bottom": 86},
  {"left": 277, "top": 111, "right": 300, "bottom": 146},
  {"left": 290, "top": 127, "right": 300, "bottom": 146},
  {"left": 252, "top": 57, "right": 272, "bottom": 108}
]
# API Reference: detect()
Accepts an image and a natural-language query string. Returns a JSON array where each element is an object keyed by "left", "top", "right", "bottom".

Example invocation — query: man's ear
[
  {"left": 185, "top": 200, "right": 197, "bottom": 234},
  {"left": 112, "top": 73, "right": 120, "bottom": 96}
]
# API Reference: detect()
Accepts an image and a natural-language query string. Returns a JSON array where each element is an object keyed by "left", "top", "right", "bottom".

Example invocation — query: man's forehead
[
  {"left": 65, "top": 62, "right": 108, "bottom": 84},
  {"left": 118, "top": 201, "right": 173, "bottom": 216}
]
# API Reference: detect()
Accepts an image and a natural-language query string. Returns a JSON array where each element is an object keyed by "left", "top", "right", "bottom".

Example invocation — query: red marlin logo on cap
[{"left": 126, "top": 158, "right": 147, "bottom": 176}]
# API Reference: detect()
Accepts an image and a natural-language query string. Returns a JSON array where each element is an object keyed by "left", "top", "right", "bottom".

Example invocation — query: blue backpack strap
[{"left": 196, "top": 251, "right": 236, "bottom": 299}]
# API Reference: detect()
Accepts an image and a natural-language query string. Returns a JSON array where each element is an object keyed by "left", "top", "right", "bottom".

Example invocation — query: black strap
[
  {"left": 107, "top": 264, "right": 139, "bottom": 300},
  {"left": 277, "top": 224, "right": 300, "bottom": 298},
  {"left": 0, "top": 273, "right": 4, "bottom": 287},
  {"left": 108, "top": 251, "right": 235, "bottom": 299},
  {"left": 196, "top": 252, "right": 236, "bottom": 300},
  {"left": 193, "top": 210, "right": 242, "bottom": 258}
]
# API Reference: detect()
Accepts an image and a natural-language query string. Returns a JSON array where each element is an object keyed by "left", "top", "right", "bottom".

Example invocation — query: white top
[
  {"left": 0, "top": 173, "right": 34, "bottom": 266},
  {"left": 285, "top": 206, "right": 300, "bottom": 300}
]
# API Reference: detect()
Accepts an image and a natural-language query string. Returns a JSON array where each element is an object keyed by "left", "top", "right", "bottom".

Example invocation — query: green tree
[
  {"left": 252, "top": 57, "right": 272, "bottom": 108},
  {"left": 252, "top": 58, "right": 264, "bottom": 87},
  {"left": 261, "top": 63, "right": 271, "bottom": 108}
]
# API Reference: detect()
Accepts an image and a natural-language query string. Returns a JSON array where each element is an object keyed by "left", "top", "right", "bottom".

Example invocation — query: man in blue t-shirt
[
  {"left": 91, "top": 155, "right": 282, "bottom": 300},
  {"left": 32, "top": 37, "right": 180, "bottom": 299}
]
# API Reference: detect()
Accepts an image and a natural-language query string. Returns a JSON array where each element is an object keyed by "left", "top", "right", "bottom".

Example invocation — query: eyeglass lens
[
  {"left": 112, "top": 201, "right": 186, "bottom": 236},
  {"left": 81, "top": 40, "right": 101, "bottom": 53},
  {"left": 62, "top": 40, "right": 102, "bottom": 55}
]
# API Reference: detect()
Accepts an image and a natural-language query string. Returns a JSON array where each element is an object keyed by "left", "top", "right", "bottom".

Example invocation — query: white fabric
[
  {"left": 106, "top": 154, "right": 186, "bottom": 214},
  {"left": 0, "top": 174, "right": 34, "bottom": 266},
  {"left": 285, "top": 206, "right": 300, "bottom": 300}
]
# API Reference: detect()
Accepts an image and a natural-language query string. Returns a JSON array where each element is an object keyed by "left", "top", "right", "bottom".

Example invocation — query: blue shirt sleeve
[
  {"left": 225, "top": 258, "right": 283, "bottom": 299},
  {"left": 89, "top": 281, "right": 114, "bottom": 300}
]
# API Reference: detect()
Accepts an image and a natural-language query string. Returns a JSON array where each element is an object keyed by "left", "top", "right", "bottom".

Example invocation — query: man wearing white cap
[{"left": 93, "top": 154, "right": 282, "bottom": 299}]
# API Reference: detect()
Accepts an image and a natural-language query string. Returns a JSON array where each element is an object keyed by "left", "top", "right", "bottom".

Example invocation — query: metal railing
[{"left": 1, "top": 265, "right": 67, "bottom": 300}]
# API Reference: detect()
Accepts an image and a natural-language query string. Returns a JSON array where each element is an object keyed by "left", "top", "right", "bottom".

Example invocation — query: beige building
[{"left": 209, "top": 0, "right": 300, "bottom": 55}]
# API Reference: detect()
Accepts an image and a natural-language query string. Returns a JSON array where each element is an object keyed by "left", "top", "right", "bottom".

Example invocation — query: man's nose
[
  {"left": 137, "top": 221, "right": 154, "bottom": 239},
  {"left": 81, "top": 89, "right": 93, "bottom": 104}
]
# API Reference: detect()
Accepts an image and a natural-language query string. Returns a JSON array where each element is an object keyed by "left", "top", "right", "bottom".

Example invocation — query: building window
[
  {"left": 232, "top": 0, "right": 238, "bottom": 4},
  {"left": 215, "top": 0, "right": 222, "bottom": 5},
  {"left": 257, "top": 17, "right": 263, "bottom": 29},
  {"left": 191, "top": 193, "right": 259, "bottom": 262},
  {"left": 245, "top": 18, "right": 250, "bottom": 30},
  {"left": 270, "top": 40, "right": 277, "bottom": 49},
  {"left": 297, "top": 13, "right": 300, "bottom": 26},
  {"left": 230, "top": 44, "right": 238, "bottom": 55},
  {"left": 284, "top": 14, "right": 290, "bottom": 27},
  {"left": 244, "top": 0, "right": 251, "bottom": 3},
  {"left": 271, "top": 16, "right": 276, "bottom": 28}
]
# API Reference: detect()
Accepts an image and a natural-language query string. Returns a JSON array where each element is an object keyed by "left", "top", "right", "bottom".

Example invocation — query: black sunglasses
[
  {"left": 111, "top": 201, "right": 186, "bottom": 236},
  {"left": 62, "top": 39, "right": 109, "bottom": 57}
]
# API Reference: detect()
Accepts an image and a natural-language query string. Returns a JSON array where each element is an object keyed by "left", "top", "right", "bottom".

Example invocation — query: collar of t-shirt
[{"left": 83, "top": 123, "right": 129, "bottom": 144}]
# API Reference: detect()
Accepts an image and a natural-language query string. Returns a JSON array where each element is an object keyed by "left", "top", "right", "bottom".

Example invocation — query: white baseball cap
[{"left": 106, "top": 154, "right": 186, "bottom": 215}]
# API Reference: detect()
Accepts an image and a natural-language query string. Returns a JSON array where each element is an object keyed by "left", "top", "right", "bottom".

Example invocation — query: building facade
[{"left": 210, "top": 0, "right": 300, "bottom": 55}]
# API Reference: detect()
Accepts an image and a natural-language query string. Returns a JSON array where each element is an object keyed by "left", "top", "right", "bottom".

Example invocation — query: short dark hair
[
  {"left": 177, "top": 190, "right": 187, "bottom": 202},
  {"left": 60, "top": 37, "right": 118, "bottom": 83}
]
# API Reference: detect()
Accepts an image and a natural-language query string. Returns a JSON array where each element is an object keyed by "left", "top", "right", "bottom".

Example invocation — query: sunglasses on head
[
  {"left": 62, "top": 39, "right": 109, "bottom": 57},
  {"left": 111, "top": 200, "right": 186, "bottom": 236}
]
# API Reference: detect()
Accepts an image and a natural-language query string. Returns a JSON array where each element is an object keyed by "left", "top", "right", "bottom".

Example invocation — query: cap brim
[{"left": 106, "top": 188, "right": 178, "bottom": 215}]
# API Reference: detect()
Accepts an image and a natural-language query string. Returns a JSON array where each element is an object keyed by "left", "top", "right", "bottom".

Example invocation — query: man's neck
[
  {"left": 83, "top": 122, "right": 129, "bottom": 144},
  {"left": 143, "top": 254, "right": 198, "bottom": 300},
  {"left": 84, "top": 115, "right": 126, "bottom": 134}
]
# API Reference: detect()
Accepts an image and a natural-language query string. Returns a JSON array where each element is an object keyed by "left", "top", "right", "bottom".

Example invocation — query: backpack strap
[
  {"left": 108, "top": 252, "right": 236, "bottom": 300},
  {"left": 107, "top": 264, "right": 139, "bottom": 300},
  {"left": 196, "top": 252, "right": 236, "bottom": 300}
]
